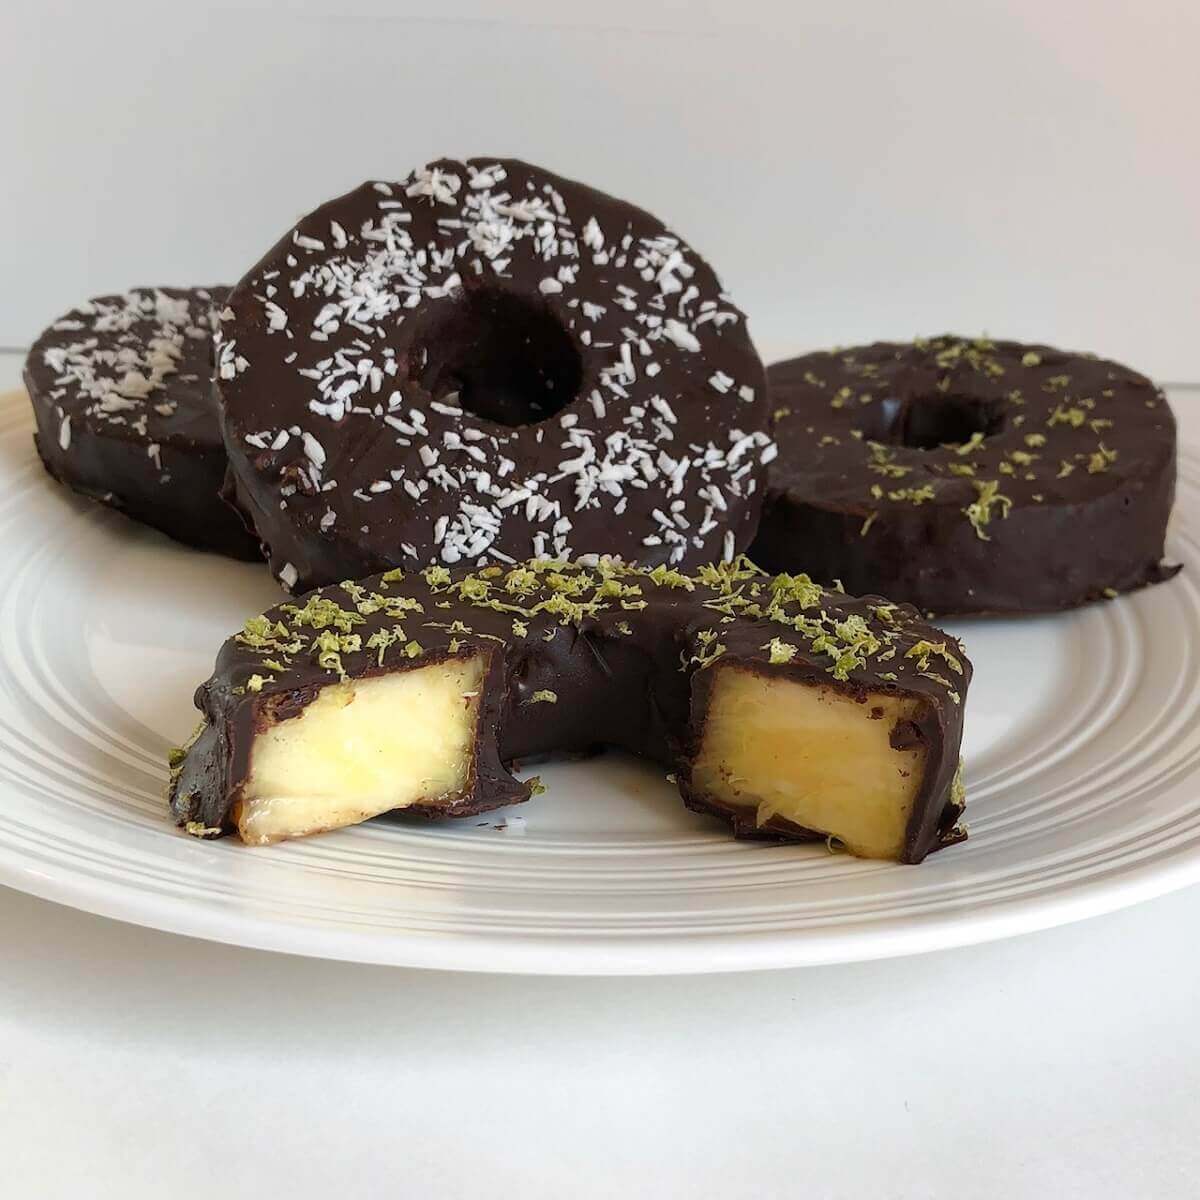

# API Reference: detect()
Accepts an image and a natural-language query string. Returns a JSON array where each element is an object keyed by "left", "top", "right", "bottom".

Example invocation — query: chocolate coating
[
  {"left": 170, "top": 557, "right": 970, "bottom": 864},
  {"left": 216, "top": 158, "right": 770, "bottom": 593},
  {"left": 751, "top": 337, "right": 1179, "bottom": 615},
  {"left": 24, "top": 287, "right": 261, "bottom": 560}
]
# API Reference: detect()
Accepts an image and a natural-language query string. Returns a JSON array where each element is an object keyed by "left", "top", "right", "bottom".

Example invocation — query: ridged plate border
[{"left": 0, "top": 390, "right": 1197, "bottom": 974}]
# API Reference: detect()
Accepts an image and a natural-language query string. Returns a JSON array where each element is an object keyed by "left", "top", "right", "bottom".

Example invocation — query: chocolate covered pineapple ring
[
  {"left": 216, "top": 158, "right": 770, "bottom": 593},
  {"left": 170, "top": 557, "right": 970, "bottom": 864},
  {"left": 751, "top": 336, "right": 1178, "bottom": 614},
  {"left": 24, "top": 287, "right": 261, "bottom": 559}
]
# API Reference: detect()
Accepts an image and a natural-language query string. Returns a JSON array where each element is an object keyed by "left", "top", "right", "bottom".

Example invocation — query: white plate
[{"left": 0, "top": 389, "right": 1197, "bottom": 974}]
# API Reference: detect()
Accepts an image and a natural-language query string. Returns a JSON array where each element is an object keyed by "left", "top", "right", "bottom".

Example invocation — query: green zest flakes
[
  {"left": 867, "top": 442, "right": 911, "bottom": 479},
  {"left": 689, "top": 628, "right": 727, "bottom": 670},
  {"left": 528, "top": 690, "right": 558, "bottom": 704},
  {"left": 1047, "top": 404, "right": 1086, "bottom": 428},
  {"left": 283, "top": 594, "right": 365, "bottom": 634},
  {"left": 167, "top": 721, "right": 206, "bottom": 776},
  {"left": 950, "top": 758, "right": 967, "bottom": 809},
  {"left": 184, "top": 821, "right": 223, "bottom": 839},
  {"left": 810, "top": 613, "right": 881, "bottom": 681},
  {"left": 312, "top": 629, "right": 362, "bottom": 676},
  {"left": 767, "top": 571, "right": 825, "bottom": 612},
  {"left": 905, "top": 640, "right": 964, "bottom": 674},
  {"left": 763, "top": 637, "right": 799, "bottom": 665},
  {"left": 648, "top": 564, "right": 695, "bottom": 590},
  {"left": 887, "top": 484, "right": 936, "bottom": 505},
  {"left": 964, "top": 480, "right": 1012, "bottom": 541},
  {"left": 366, "top": 626, "right": 407, "bottom": 665},
  {"left": 224, "top": 555, "right": 963, "bottom": 706}
]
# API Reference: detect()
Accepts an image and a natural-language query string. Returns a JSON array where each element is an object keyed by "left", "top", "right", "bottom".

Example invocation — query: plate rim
[
  {"left": 1, "top": 388, "right": 1198, "bottom": 974},
  {"left": 3, "top": 835, "right": 1200, "bottom": 974}
]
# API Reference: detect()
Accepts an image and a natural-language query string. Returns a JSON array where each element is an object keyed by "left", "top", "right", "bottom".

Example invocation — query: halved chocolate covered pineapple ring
[
  {"left": 215, "top": 158, "right": 771, "bottom": 594},
  {"left": 170, "top": 558, "right": 970, "bottom": 864},
  {"left": 752, "top": 336, "right": 1179, "bottom": 615}
]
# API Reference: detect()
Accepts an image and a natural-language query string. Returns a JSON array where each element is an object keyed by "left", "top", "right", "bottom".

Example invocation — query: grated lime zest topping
[
  {"left": 283, "top": 595, "right": 364, "bottom": 634},
  {"left": 888, "top": 484, "right": 936, "bottom": 504},
  {"left": 1047, "top": 404, "right": 1086, "bottom": 428},
  {"left": 311, "top": 629, "right": 362, "bottom": 677},
  {"left": 1087, "top": 443, "right": 1118, "bottom": 474},
  {"left": 950, "top": 757, "right": 967, "bottom": 809},
  {"left": 905, "top": 640, "right": 964, "bottom": 674},
  {"left": 366, "top": 626, "right": 408, "bottom": 666},
  {"left": 687, "top": 628, "right": 728, "bottom": 670},
  {"left": 184, "top": 821, "right": 223, "bottom": 839},
  {"left": 762, "top": 637, "right": 798, "bottom": 665},
  {"left": 964, "top": 479, "right": 1012, "bottom": 540},
  {"left": 226, "top": 557, "right": 959, "bottom": 700}
]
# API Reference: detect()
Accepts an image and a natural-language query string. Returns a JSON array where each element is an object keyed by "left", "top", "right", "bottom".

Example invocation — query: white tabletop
[{"left": 3, "top": 351, "right": 1198, "bottom": 1199}]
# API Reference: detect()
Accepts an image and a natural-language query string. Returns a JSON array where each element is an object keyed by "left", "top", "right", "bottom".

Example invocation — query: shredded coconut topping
[
  {"left": 34, "top": 288, "right": 220, "bottom": 482},
  {"left": 221, "top": 160, "right": 769, "bottom": 578}
]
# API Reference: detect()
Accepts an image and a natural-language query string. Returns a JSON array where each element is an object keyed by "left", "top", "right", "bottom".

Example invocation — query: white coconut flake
[
  {"left": 662, "top": 319, "right": 701, "bottom": 353},
  {"left": 302, "top": 432, "right": 326, "bottom": 467}
]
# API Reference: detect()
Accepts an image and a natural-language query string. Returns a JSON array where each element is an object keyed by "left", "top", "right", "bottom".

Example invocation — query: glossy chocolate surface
[
  {"left": 171, "top": 557, "right": 970, "bottom": 863},
  {"left": 752, "top": 337, "right": 1179, "bottom": 614},
  {"left": 215, "top": 158, "right": 770, "bottom": 593},
  {"left": 24, "top": 287, "right": 261, "bottom": 559}
]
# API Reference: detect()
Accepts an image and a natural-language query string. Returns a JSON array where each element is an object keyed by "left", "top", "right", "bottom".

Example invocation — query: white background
[
  {"left": 4, "top": 3, "right": 1200, "bottom": 1195},
  {"left": 4, "top": 0, "right": 1199, "bottom": 377}
]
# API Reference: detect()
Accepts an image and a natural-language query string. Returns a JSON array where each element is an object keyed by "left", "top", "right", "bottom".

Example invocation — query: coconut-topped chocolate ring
[
  {"left": 25, "top": 287, "right": 261, "bottom": 560},
  {"left": 217, "top": 158, "right": 771, "bottom": 593}
]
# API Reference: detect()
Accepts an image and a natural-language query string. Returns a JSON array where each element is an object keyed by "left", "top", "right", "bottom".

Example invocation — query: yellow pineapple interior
[
  {"left": 691, "top": 664, "right": 930, "bottom": 860},
  {"left": 235, "top": 654, "right": 486, "bottom": 845}
]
